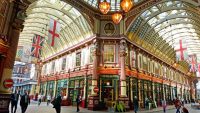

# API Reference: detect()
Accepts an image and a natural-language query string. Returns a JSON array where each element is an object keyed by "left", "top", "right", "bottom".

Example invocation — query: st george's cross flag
[
  {"left": 48, "top": 19, "right": 60, "bottom": 47},
  {"left": 197, "top": 63, "right": 200, "bottom": 73},
  {"left": 174, "top": 39, "right": 188, "bottom": 61},
  {"left": 31, "top": 34, "right": 44, "bottom": 58},
  {"left": 188, "top": 54, "right": 197, "bottom": 72}
]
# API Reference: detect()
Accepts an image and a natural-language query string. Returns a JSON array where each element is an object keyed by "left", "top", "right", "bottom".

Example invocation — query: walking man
[
  {"left": 47, "top": 94, "right": 51, "bottom": 106},
  {"left": 162, "top": 99, "right": 167, "bottom": 113},
  {"left": 76, "top": 95, "right": 81, "bottom": 112},
  {"left": 53, "top": 94, "right": 62, "bottom": 113},
  {"left": 133, "top": 96, "right": 139, "bottom": 113},
  {"left": 11, "top": 91, "right": 19, "bottom": 113},
  {"left": 20, "top": 90, "right": 30, "bottom": 113},
  {"left": 174, "top": 97, "right": 181, "bottom": 113}
]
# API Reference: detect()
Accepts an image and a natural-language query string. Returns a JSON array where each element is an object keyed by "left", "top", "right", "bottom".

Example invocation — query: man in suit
[
  {"left": 11, "top": 91, "right": 19, "bottom": 113},
  {"left": 20, "top": 90, "right": 30, "bottom": 113}
]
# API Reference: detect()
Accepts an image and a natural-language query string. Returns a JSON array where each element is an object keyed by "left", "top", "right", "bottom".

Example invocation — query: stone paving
[{"left": 12, "top": 102, "right": 200, "bottom": 113}]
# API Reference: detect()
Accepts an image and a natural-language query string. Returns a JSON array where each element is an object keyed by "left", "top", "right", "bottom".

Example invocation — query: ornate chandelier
[
  {"left": 112, "top": 13, "right": 123, "bottom": 24},
  {"left": 99, "top": 0, "right": 111, "bottom": 14},
  {"left": 99, "top": 0, "right": 133, "bottom": 24}
]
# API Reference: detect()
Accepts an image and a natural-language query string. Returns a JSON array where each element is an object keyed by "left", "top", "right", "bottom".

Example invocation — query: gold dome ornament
[
  {"left": 121, "top": 0, "right": 133, "bottom": 12},
  {"left": 99, "top": 0, "right": 110, "bottom": 14},
  {"left": 112, "top": 13, "right": 122, "bottom": 24}
]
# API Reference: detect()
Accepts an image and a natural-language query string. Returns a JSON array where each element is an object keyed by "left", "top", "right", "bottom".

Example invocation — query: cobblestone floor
[{"left": 12, "top": 102, "right": 200, "bottom": 113}]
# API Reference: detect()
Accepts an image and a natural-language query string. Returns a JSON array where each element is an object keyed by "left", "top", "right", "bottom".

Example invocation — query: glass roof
[
  {"left": 127, "top": 0, "right": 200, "bottom": 65},
  {"left": 83, "top": 0, "right": 144, "bottom": 11},
  {"left": 18, "top": 0, "right": 93, "bottom": 59}
]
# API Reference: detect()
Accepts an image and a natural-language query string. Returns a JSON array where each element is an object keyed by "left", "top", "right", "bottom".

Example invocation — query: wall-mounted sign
[{"left": 3, "top": 79, "right": 13, "bottom": 88}]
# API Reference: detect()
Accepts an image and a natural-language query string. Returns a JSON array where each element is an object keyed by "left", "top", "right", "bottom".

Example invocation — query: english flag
[
  {"left": 197, "top": 63, "right": 200, "bottom": 73},
  {"left": 188, "top": 54, "right": 197, "bottom": 72},
  {"left": 48, "top": 19, "right": 60, "bottom": 46},
  {"left": 175, "top": 39, "right": 188, "bottom": 61},
  {"left": 31, "top": 34, "right": 44, "bottom": 58}
]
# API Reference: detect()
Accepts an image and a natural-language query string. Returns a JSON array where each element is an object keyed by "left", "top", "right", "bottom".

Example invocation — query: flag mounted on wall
[
  {"left": 48, "top": 19, "right": 60, "bottom": 47},
  {"left": 175, "top": 39, "right": 188, "bottom": 61},
  {"left": 31, "top": 34, "right": 44, "bottom": 58},
  {"left": 188, "top": 54, "right": 197, "bottom": 72}
]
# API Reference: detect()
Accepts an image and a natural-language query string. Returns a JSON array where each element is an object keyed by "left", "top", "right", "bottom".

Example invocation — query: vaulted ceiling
[
  {"left": 127, "top": 0, "right": 200, "bottom": 68},
  {"left": 18, "top": 0, "right": 200, "bottom": 71},
  {"left": 18, "top": 0, "right": 93, "bottom": 59}
]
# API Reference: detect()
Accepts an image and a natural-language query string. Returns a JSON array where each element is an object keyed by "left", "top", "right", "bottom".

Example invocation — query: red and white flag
[
  {"left": 175, "top": 39, "right": 188, "bottom": 61},
  {"left": 188, "top": 54, "right": 197, "bottom": 72},
  {"left": 48, "top": 19, "right": 60, "bottom": 46},
  {"left": 197, "top": 63, "right": 200, "bottom": 73}
]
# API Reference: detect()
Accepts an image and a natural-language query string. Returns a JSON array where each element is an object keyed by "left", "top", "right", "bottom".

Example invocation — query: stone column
[
  {"left": 118, "top": 39, "right": 129, "bottom": 110},
  {"left": 0, "top": 1, "right": 29, "bottom": 112},
  {"left": 88, "top": 39, "right": 99, "bottom": 110}
]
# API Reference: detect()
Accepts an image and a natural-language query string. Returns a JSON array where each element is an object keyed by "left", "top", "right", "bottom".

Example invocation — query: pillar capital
[{"left": 92, "top": 39, "right": 100, "bottom": 56}]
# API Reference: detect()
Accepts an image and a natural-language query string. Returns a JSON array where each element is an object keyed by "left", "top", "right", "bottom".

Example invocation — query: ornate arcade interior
[{"left": 0, "top": 0, "right": 200, "bottom": 112}]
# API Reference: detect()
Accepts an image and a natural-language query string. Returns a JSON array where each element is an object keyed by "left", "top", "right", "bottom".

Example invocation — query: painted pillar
[
  {"left": 81, "top": 65, "right": 88, "bottom": 108},
  {"left": 91, "top": 39, "right": 98, "bottom": 95},
  {"left": 118, "top": 39, "right": 129, "bottom": 109},
  {"left": 119, "top": 39, "right": 127, "bottom": 97},
  {"left": 88, "top": 39, "right": 100, "bottom": 110},
  {"left": 0, "top": 1, "right": 30, "bottom": 112}
]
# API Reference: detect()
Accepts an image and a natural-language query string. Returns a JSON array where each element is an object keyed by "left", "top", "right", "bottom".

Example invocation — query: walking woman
[{"left": 133, "top": 96, "right": 139, "bottom": 113}]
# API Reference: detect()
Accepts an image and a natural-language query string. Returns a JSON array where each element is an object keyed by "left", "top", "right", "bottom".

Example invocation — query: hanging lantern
[
  {"left": 99, "top": 0, "right": 110, "bottom": 14},
  {"left": 120, "top": 0, "right": 133, "bottom": 12},
  {"left": 112, "top": 13, "right": 122, "bottom": 24}
]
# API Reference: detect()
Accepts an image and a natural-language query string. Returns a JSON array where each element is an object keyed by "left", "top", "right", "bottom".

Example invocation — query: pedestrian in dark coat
[
  {"left": 11, "top": 91, "right": 19, "bottom": 113},
  {"left": 76, "top": 95, "right": 81, "bottom": 112},
  {"left": 53, "top": 95, "right": 62, "bottom": 113},
  {"left": 133, "top": 96, "right": 139, "bottom": 113},
  {"left": 20, "top": 91, "right": 30, "bottom": 113}
]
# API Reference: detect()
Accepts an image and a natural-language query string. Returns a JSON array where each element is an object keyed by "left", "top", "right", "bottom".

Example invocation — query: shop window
[
  {"left": 148, "top": 60, "right": 151, "bottom": 72},
  {"left": 75, "top": 80, "right": 79, "bottom": 88},
  {"left": 163, "top": 66, "right": 166, "bottom": 78},
  {"left": 61, "top": 58, "right": 66, "bottom": 70},
  {"left": 103, "top": 45, "right": 115, "bottom": 63},
  {"left": 79, "top": 80, "right": 84, "bottom": 88},
  {"left": 155, "top": 62, "right": 159, "bottom": 75},
  {"left": 143, "top": 56, "right": 148, "bottom": 71},
  {"left": 51, "top": 62, "right": 55, "bottom": 73},
  {"left": 69, "top": 80, "right": 75, "bottom": 88},
  {"left": 130, "top": 49, "right": 136, "bottom": 68},
  {"left": 89, "top": 46, "right": 94, "bottom": 63},
  {"left": 76, "top": 52, "right": 81, "bottom": 67},
  {"left": 138, "top": 55, "right": 142, "bottom": 69}
]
